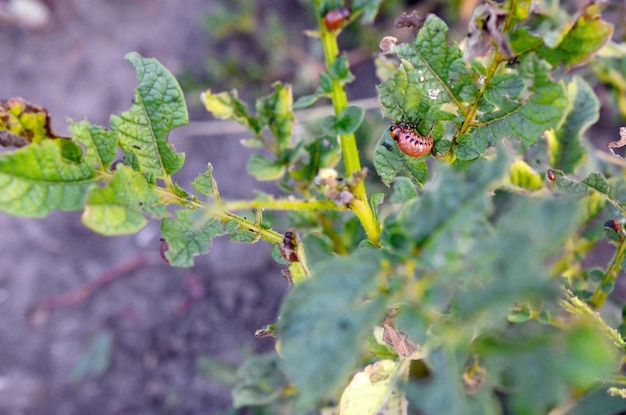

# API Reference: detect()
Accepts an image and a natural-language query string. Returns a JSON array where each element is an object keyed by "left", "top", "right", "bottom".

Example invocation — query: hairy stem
[
  {"left": 316, "top": 3, "right": 381, "bottom": 244},
  {"left": 153, "top": 186, "right": 284, "bottom": 245},
  {"left": 589, "top": 237, "right": 626, "bottom": 309},
  {"left": 214, "top": 198, "right": 346, "bottom": 212}
]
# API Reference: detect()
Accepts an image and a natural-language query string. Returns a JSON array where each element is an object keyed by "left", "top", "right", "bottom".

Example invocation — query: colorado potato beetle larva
[
  {"left": 279, "top": 230, "right": 299, "bottom": 262},
  {"left": 324, "top": 7, "right": 350, "bottom": 30},
  {"left": 389, "top": 123, "right": 433, "bottom": 157}
]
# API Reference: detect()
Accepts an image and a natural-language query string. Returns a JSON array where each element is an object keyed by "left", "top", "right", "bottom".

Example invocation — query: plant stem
[
  {"left": 214, "top": 198, "right": 346, "bottom": 212},
  {"left": 316, "top": 5, "right": 381, "bottom": 244},
  {"left": 589, "top": 237, "right": 626, "bottom": 309},
  {"left": 153, "top": 186, "right": 284, "bottom": 245}
]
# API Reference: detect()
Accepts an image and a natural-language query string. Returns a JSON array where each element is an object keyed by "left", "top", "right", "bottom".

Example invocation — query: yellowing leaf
[{"left": 339, "top": 360, "right": 405, "bottom": 415}]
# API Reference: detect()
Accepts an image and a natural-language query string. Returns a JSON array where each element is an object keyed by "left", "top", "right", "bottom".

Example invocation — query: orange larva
[
  {"left": 389, "top": 123, "right": 433, "bottom": 157},
  {"left": 324, "top": 7, "right": 350, "bottom": 30}
]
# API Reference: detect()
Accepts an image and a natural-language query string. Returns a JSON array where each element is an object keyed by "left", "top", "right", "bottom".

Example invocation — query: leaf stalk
[{"left": 589, "top": 237, "right": 626, "bottom": 309}]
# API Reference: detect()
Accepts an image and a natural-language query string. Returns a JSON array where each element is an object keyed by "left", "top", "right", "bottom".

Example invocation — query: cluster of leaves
[
  {"left": 0, "top": 53, "right": 283, "bottom": 269},
  {"left": 2, "top": 0, "right": 626, "bottom": 414}
]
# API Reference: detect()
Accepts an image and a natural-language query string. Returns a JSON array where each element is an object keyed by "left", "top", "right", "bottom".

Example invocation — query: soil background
[{"left": 0, "top": 1, "right": 624, "bottom": 415}]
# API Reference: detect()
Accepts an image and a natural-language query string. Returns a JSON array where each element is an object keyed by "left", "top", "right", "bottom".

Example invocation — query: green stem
[
  {"left": 153, "top": 186, "right": 284, "bottom": 245},
  {"left": 214, "top": 198, "right": 346, "bottom": 212},
  {"left": 589, "top": 237, "right": 626, "bottom": 309},
  {"left": 316, "top": 4, "right": 380, "bottom": 244},
  {"left": 450, "top": 0, "right": 519, "bottom": 155}
]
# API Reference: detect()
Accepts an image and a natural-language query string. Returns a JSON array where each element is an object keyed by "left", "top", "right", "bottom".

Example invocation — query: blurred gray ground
[{"left": 0, "top": 1, "right": 290, "bottom": 413}]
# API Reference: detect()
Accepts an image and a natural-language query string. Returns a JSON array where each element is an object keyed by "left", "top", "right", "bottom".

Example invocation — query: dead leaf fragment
[
  {"left": 464, "top": 3, "right": 512, "bottom": 61},
  {"left": 0, "top": 97, "right": 63, "bottom": 148},
  {"left": 608, "top": 126, "right": 626, "bottom": 158},
  {"left": 382, "top": 320, "right": 418, "bottom": 358}
]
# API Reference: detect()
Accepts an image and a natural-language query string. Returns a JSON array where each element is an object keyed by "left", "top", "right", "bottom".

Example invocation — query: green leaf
[
  {"left": 553, "top": 170, "right": 588, "bottom": 195},
  {"left": 565, "top": 385, "right": 626, "bottom": 415},
  {"left": 246, "top": 153, "right": 285, "bottom": 181},
  {"left": 474, "top": 324, "right": 618, "bottom": 415},
  {"left": 483, "top": 73, "right": 524, "bottom": 111},
  {"left": 293, "top": 73, "right": 334, "bottom": 109},
  {"left": 226, "top": 219, "right": 258, "bottom": 243},
  {"left": 256, "top": 82, "right": 294, "bottom": 152},
  {"left": 232, "top": 354, "right": 289, "bottom": 408},
  {"left": 201, "top": 89, "right": 262, "bottom": 134},
  {"left": 161, "top": 209, "right": 225, "bottom": 267},
  {"left": 394, "top": 14, "right": 479, "bottom": 109},
  {"left": 191, "top": 163, "right": 219, "bottom": 198},
  {"left": 110, "top": 53, "right": 187, "bottom": 178},
  {"left": 71, "top": 330, "right": 114, "bottom": 381},
  {"left": 547, "top": 77, "right": 598, "bottom": 173},
  {"left": 554, "top": 171, "right": 626, "bottom": 217},
  {"left": 454, "top": 196, "right": 577, "bottom": 320},
  {"left": 511, "top": 2, "right": 613, "bottom": 69},
  {"left": 70, "top": 119, "right": 117, "bottom": 171},
  {"left": 277, "top": 252, "right": 386, "bottom": 410},
  {"left": 336, "top": 106, "right": 365, "bottom": 135},
  {"left": 377, "top": 60, "right": 424, "bottom": 123},
  {"left": 328, "top": 54, "right": 354, "bottom": 84},
  {"left": 196, "top": 356, "right": 238, "bottom": 386},
  {"left": 390, "top": 176, "right": 418, "bottom": 203},
  {"left": 81, "top": 165, "right": 161, "bottom": 235},
  {"left": 373, "top": 128, "right": 429, "bottom": 187},
  {"left": 456, "top": 55, "right": 568, "bottom": 160},
  {"left": 507, "top": 304, "right": 532, "bottom": 323},
  {"left": 293, "top": 93, "right": 319, "bottom": 109},
  {"left": 322, "top": 106, "right": 365, "bottom": 136},
  {"left": 405, "top": 348, "right": 496, "bottom": 415},
  {"left": 592, "top": 52, "right": 626, "bottom": 118},
  {"left": 353, "top": 0, "right": 383, "bottom": 24},
  {"left": 397, "top": 154, "right": 509, "bottom": 263},
  {"left": 0, "top": 139, "right": 95, "bottom": 217},
  {"left": 370, "top": 192, "right": 384, "bottom": 219}
]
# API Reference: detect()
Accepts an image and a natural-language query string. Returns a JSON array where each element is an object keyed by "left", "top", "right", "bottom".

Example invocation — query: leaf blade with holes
[
  {"left": 109, "top": 52, "right": 187, "bottom": 179},
  {"left": 161, "top": 209, "right": 225, "bottom": 268},
  {"left": 192, "top": 163, "right": 219, "bottom": 198},
  {"left": 554, "top": 171, "right": 626, "bottom": 217},
  {"left": 455, "top": 55, "right": 568, "bottom": 160},
  {"left": 70, "top": 119, "right": 117, "bottom": 171},
  {"left": 377, "top": 60, "right": 424, "bottom": 122},
  {"left": 393, "top": 14, "right": 479, "bottom": 111},
  {"left": 81, "top": 165, "right": 162, "bottom": 235}
]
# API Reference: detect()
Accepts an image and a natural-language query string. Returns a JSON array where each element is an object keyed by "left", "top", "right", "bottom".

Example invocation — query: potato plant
[{"left": 1, "top": 0, "right": 626, "bottom": 413}]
